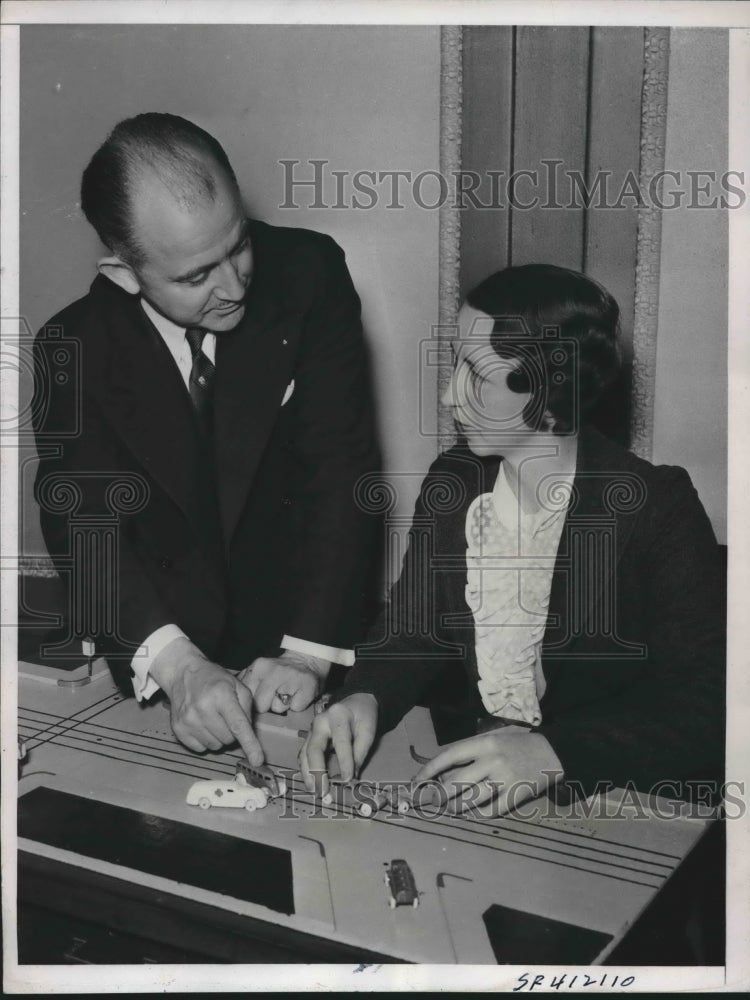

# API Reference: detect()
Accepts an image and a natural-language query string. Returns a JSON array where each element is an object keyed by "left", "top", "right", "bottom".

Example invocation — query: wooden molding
[
  {"left": 437, "top": 26, "right": 463, "bottom": 453},
  {"left": 631, "top": 27, "right": 671, "bottom": 460}
]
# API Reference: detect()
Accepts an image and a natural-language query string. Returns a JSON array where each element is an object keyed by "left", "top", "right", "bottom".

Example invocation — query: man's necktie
[{"left": 185, "top": 328, "right": 215, "bottom": 428}]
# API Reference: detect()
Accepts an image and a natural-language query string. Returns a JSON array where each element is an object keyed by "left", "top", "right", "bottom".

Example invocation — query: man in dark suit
[{"left": 33, "top": 113, "right": 379, "bottom": 764}]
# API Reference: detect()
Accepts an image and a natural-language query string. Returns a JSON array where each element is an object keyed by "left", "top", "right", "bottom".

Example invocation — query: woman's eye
[{"left": 454, "top": 361, "right": 482, "bottom": 389}]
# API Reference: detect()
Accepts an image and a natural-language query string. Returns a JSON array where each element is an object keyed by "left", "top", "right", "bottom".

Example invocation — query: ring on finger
[{"left": 277, "top": 692, "right": 292, "bottom": 706}]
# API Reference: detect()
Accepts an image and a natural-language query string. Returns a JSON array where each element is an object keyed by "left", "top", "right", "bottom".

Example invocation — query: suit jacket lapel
[
  {"left": 213, "top": 224, "right": 297, "bottom": 547},
  {"left": 439, "top": 451, "right": 500, "bottom": 679},
  {"left": 90, "top": 277, "right": 198, "bottom": 522},
  {"left": 543, "top": 426, "right": 641, "bottom": 688}
]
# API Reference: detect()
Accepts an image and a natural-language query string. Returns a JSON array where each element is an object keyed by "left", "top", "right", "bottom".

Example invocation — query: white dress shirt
[{"left": 130, "top": 299, "right": 354, "bottom": 702}]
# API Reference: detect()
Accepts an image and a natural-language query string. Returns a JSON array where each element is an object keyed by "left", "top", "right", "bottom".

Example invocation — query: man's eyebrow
[{"left": 173, "top": 220, "right": 251, "bottom": 282}]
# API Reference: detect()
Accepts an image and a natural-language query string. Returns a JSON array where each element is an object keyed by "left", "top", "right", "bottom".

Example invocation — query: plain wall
[
  {"left": 652, "top": 29, "right": 728, "bottom": 543},
  {"left": 19, "top": 25, "right": 441, "bottom": 560}
]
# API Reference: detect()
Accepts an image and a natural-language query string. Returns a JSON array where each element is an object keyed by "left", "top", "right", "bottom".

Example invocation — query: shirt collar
[
  {"left": 140, "top": 298, "right": 186, "bottom": 346},
  {"left": 492, "top": 458, "right": 576, "bottom": 536}
]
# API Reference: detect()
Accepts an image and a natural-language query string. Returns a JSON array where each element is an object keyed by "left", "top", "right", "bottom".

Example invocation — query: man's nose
[{"left": 214, "top": 259, "right": 246, "bottom": 301}]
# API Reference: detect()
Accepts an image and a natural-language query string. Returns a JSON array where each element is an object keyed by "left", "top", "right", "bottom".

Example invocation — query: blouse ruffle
[{"left": 465, "top": 487, "right": 569, "bottom": 726}]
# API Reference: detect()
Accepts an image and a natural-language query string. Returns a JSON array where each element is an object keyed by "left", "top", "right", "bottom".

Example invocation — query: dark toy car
[{"left": 384, "top": 859, "right": 419, "bottom": 909}]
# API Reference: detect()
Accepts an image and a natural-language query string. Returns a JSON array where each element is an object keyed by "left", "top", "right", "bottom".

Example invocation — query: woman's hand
[
  {"left": 298, "top": 693, "right": 379, "bottom": 799},
  {"left": 411, "top": 728, "right": 564, "bottom": 815}
]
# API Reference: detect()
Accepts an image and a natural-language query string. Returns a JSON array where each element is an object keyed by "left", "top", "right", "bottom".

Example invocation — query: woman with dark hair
[{"left": 300, "top": 264, "right": 724, "bottom": 814}]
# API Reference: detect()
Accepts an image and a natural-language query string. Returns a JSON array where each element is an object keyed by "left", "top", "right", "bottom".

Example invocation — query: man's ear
[{"left": 97, "top": 255, "right": 141, "bottom": 295}]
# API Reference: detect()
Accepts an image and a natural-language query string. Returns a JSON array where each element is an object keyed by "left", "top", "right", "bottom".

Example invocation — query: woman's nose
[{"left": 441, "top": 372, "right": 457, "bottom": 409}]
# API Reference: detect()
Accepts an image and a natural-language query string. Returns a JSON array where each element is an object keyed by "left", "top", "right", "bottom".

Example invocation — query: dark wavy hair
[
  {"left": 80, "top": 112, "right": 238, "bottom": 265},
  {"left": 465, "top": 264, "right": 622, "bottom": 434}
]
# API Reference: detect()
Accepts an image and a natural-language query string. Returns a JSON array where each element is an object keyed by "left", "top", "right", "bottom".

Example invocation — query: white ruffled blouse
[{"left": 465, "top": 462, "right": 575, "bottom": 726}]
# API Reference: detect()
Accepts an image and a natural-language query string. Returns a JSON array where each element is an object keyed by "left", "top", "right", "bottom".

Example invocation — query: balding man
[{"left": 33, "top": 113, "right": 379, "bottom": 763}]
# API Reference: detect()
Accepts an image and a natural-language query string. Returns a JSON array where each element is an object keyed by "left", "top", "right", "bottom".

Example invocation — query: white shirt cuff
[
  {"left": 281, "top": 635, "right": 355, "bottom": 668},
  {"left": 131, "top": 624, "right": 188, "bottom": 701}
]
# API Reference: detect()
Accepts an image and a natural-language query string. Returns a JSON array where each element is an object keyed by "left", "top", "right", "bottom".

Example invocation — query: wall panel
[
  {"left": 511, "top": 27, "right": 589, "bottom": 269},
  {"left": 585, "top": 27, "right": 644, "bottom": 356},
  {"left": 459, "top": 26, "right": 513, "bottom": 295}
]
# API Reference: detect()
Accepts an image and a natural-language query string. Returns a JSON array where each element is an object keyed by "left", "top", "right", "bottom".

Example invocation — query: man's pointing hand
[{"left": 150, "top": 637, "right": 264, "bottom": 764}]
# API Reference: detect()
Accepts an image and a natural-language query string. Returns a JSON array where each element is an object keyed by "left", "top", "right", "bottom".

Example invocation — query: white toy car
[{"left": 186, "top": 778, "right": 270, "bottom": 811}]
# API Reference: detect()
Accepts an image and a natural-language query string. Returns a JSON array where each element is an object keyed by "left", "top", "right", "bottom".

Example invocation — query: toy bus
[{"left": 235, "top": 760, "right": 287, "bottom": 798}]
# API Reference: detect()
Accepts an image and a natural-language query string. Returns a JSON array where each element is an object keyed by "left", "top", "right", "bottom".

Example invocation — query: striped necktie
[{"left": 185, "top": 328, "right": 215, "bottom": 426}]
